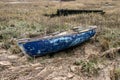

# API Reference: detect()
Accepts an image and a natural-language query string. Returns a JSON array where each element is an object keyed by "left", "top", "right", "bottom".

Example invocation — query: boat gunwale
[{"left": 17, "top": 26, "right": 97, "bottom": 43}]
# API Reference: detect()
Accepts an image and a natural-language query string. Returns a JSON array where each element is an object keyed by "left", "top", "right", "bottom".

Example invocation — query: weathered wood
[
  {"left": 44, "top": 9, "right": 105, "bottom": 17},
  {"left": 57, "top": 9, "right": 105, "bottom": 15}
]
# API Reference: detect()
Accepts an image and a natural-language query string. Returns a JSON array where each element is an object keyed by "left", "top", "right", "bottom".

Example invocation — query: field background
[{"left": 0, "top": 0, "right": 120, "bottom": 80}]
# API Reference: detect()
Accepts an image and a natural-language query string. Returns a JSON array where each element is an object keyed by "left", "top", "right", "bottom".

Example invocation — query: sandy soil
[{"left": 0, "top": 0, "right": 120, "bottom": 80}]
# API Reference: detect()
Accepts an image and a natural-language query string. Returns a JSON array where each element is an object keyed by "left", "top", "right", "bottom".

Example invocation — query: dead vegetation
[
  {"left": 0, "top": 0, "right": 120, "bottom": 80},
  {"left": 110, "top": 65, "right": 120, "bottom": 80},
  {"left": 74, "top": 59, "right": 99, "bottom": 76},
  {"left": 101, "top": 47, "right": 120, "bottom": 59}
]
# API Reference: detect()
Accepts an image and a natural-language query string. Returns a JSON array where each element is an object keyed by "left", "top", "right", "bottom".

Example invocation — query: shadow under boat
[{"left": 44, "top": 9, "right": 105, "bottom": 18}]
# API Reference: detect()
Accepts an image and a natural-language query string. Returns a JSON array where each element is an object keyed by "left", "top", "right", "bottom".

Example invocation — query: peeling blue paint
[{"left": 18, "top": 29, "right": 96, "bottom": 57}]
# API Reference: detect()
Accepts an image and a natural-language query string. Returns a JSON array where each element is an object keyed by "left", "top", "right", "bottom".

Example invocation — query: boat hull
[{"left": 18, "top": 29, "right": 96, "bottom": 57}]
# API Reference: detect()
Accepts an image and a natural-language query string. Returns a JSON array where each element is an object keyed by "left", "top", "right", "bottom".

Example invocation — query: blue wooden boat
[{"left": 17, "top": 26, "right": 97, "bottom": 57}]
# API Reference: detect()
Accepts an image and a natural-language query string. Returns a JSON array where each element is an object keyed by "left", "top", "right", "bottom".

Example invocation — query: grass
[
  {"left": 0, "top": 0, "right": 120, "bottom": 80},
  {"left": 0, "top": 0, "right": 120, "bottom": 53},
  {"left": 0, "top": 2, "right": 119, "bottom": 56},
  {"left": 74, "top": 59, "right": 99, "bottom": 76}
]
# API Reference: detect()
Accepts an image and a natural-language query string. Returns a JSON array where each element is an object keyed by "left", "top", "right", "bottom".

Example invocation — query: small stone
[
  {"left": 35, "top": 67, "right": 43, "bottom": 70},
  {"left": 98, "top": 64, "right": 104, "bottom": 69},
  {"left": 52, "top": 76, "right": 67, "bottom": 80},
  {"left": 30, "top": 63, "right": 42, "bottom": 68},
  {"left": 0, "top": 61, "right": 11, "bottom": 66},
  {"left": 67, "top": 73, "right": 74, "bottom": 78},
  {"left": 7, "top": 55, "right": 18, "bottom": 59},
  {"left": 70, "top": 66, "right": 77, "bottom": 72}
]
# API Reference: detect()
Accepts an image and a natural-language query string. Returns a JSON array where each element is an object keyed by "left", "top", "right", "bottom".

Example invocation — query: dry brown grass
[{"left": 0, "top": 0, "right": 120, "bottom": 80}]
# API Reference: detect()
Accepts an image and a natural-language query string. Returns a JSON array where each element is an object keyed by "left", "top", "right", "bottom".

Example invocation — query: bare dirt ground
[
  {"left": 0, "top": 43, "right": 119, "bottom": 80},
  {"left": 0, "top": 0, "right": 120, "bottom": 80}
]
